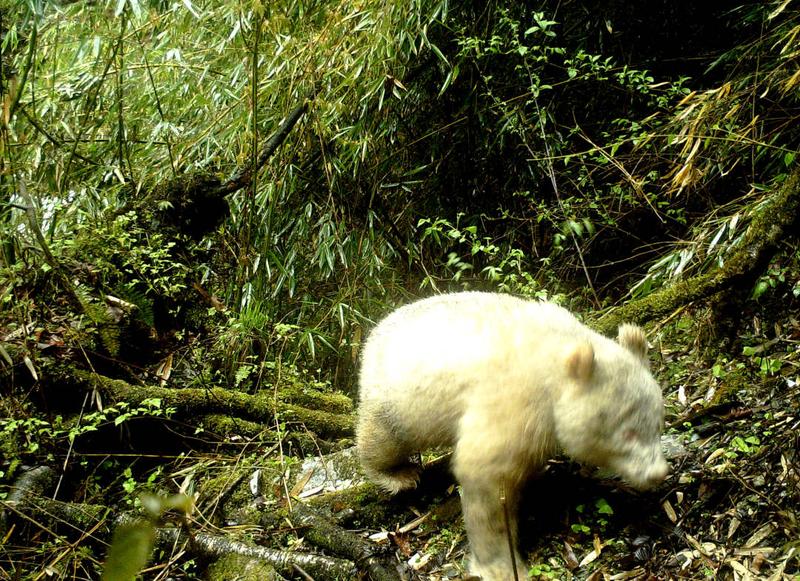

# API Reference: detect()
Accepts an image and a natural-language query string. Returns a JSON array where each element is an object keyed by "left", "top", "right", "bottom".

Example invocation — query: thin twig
[
  {"left": 500, "top": 484, "right": 519, "bottom": 581},
  {"left": 528, "top": 99, "right": 601, "bottom": 307},
  {"left": 17, "top": 179, "right": 85, "bottom": 312},
  {"left": 293, "top": 564, "right": 316, "bottom": 581},
  {"left": 53, "top": 392, "right": 90, "bottom": 501}
]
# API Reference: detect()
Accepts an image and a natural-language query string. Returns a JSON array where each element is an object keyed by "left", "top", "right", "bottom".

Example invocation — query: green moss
[
  {"left": 206, "top": 553, "right": 281, "bottom": 581},
  {"left": 275, "top": 381, "right": 353, "bottom": 415},
  {"left": 709, "top": 366, "right": 750, "bottom": 406},
  {"left": 593, "top": 169, "right": 800, "bottom": 335},
  {"left": 304, "top": 482, "right": 410, "bottom": 528},
  {"left": 69, "top": 370, "right": 354, "bottom": 439}
]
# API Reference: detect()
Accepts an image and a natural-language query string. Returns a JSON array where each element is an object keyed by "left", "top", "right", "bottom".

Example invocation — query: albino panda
[{"left": 356, "top": 292, "right": 668, "bottom": 581}]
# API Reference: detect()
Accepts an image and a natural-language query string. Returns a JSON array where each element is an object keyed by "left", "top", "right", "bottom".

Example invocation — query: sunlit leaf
[{"left": 101, "top": 522, "right": 155, "bottom": 581}]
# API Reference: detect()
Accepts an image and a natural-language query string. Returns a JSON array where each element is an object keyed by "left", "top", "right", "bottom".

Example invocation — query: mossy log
[
  {"left": 199, "top": 414, "right": 341, "bottom": 454},
  {"left": 3, "top": 491, "right": 356, "bottom": 580},
  {"left": 5, "top": 466, "right": 56, "bottom": 503},
  {"left": 151, "top": 525, "right": 357, "bottom": 580},
  {"left": 206, "top": 553, "right": 285, "bottom": 581},
  {"left": 290, "top": 502, "right": 400, "bottom": 581},
  {"left": 301, "top": 456, "right": 457, "bottom": 530},
  {"left": 4, "top": 494, "right": 110, "bottom": 532},
  {"left": 51, "top": 369, "right": 354, "bottom": 440},
  {"left": 593, "top": 168, "right": 800, "bottom": 335}
]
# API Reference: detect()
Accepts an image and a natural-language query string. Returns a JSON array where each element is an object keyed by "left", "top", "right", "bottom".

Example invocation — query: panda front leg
[{"left": 453, "top": 425, "right": 529, "bottom": 580}]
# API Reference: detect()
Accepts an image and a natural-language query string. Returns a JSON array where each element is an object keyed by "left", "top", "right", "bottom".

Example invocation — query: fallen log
[
  {"left": 3, "top": 484, "right": 357, "bottom": 581},
  {"left": 150, "top": 524, "right": 357, "bottom": 580},
  {"left": 290, "top": 502, "right": 401, "bottom": 581},
  {"left": 47, "top": 368, "right": 354, "bottom": 440}
]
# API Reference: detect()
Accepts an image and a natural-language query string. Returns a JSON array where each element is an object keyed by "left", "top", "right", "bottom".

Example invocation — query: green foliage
[
  {"left": 711, "top": 358, "right": 746, "bottom": 380},
  {"left": 101, "top": 493, "right": 192, "bottom": 581},
  {"left": 595, "top": 497, "right": 614, "bottom": 515},
  {"left": 528, "top": 561, "right": 559, "bottom": 578},
  {"left": 0, "top": 399, "right": 174, "bottom": 465},
  {"left": 57, "top": 210, "right": 189, "bottom": 302},
  {"left": 570, "top": 522, "right": 591, "bottom": 535},
  {"left": 742, "top": 345, "right": 783, "bottom": 376},
  {"left": 447, "top": 4, "right": 689, "bottom": 263},
  {"left": 729, "top": 435, "right": 761, "bottom": 455},
  {"left": 4, "top": 0, "right": 453, "bottom": 374},
  {"left": 706, "top": 424, "right": 767, "bottom": 469},
  {"left": 751, "top": 263, "right": 788, "bottom": 300},
  {"left": 571, "top": 498, "right": 614, "bottom": 535},
  {"left": 417, "top": 214, "right": 554, "bottom": 298},
  {"left": 6, "top": 0, "right": 795, "bottom": 376}
]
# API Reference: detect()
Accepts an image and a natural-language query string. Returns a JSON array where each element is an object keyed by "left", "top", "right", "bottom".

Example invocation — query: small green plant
[
  {"left": 121, "top": 466, "right": 165, "bottom": 506},
  {"left": 710, "top": 357, "right": 747, "bottom": 379},
  {"left": 595, "top": 497, "right": 614, "bottom": 515},
  {"left": 417, "top": 214, "right": 552, "bottom": 298},
  {"left": 55, "top": 210, "right": 190, "bottom": 306},
  {"left": 571, "top": 498, "right": 614, "bottom": 535},
  {"left": 122, "top": 467, "right": 137, "bottom": 498},
  {"left": 751, "top": 264, "right": 787, "bottom": 300},
  {"left": 570, "top": 522, "right": 591, "bottom": 534},
  {"left": 528, "top": 561, "right": 558, "bottom": 578},
  {"left": 728, "top": 435, "right": 761, "bottom": 456},
  {"left": 742, "top": 345, "right": 782, "bottom": 376}
]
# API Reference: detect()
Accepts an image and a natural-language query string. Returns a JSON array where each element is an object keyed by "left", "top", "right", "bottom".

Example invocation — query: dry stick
[
  {"left": 36, "top": 511, "right": 109, "bottom": 581},
  {"left": 218, "top": 97, "right": 310, "bottom": 196},
  {"left": 579, "top": 131, "right": 664, "bottom": 223},
  {"left": 500, "top": 484, "right": 519, "bottom": 581},
  {"left": 53, "top": 391, "right": 90, "bottom": 500},
  {"left": 530, "top": 99, "right": 601, "bottom": 307},
  {"left": 292, "top": 564, "right": 316, "bottom": 581}
]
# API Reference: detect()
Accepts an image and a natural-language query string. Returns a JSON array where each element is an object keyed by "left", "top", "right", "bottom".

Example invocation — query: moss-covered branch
[
  {"left": 153, "top": 524, "right": 357, "bottom": 580},
  {"left": 290, "top": 503, "right": 400, "bottom": 581},
  {"left": 593, "top": 168, "right": 800, "bottom": 335},
  {"left": 53, "top": 369, "right": 354, "bottom": 440},
  {"left": 4, "top": 490, "right": 355, "bottom": 581}
]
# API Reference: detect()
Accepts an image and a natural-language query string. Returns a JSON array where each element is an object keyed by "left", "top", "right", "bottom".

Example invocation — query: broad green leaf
[{"left": 101, "top": 522, "right": 156, "bottom": 581}]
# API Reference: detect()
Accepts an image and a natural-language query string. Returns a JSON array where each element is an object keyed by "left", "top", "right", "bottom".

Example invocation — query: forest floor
[
  {"left": 2, "top": 291, "right": 799, "bottom": 581},
  {"left": 314, "top": 301, "right": 800, "bottom": 581},
  {"left": 198, "top": 298, "right": 800, "bottom": 581}
]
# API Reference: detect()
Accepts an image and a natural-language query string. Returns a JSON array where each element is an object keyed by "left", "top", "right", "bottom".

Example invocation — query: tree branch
[
  {"left": 217, "top": 99, "right": 310, "bottom": 196},
  {"left": 51, "top": 368, "right": 354, "bottom": 440},
  {"left": 592, "top": 168, "right": 800, "bottom": 335}
]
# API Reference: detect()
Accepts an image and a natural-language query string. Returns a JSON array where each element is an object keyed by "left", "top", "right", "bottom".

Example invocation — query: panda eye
[{"left": 622, "top": 429, "right": 639, "bottom": 442}]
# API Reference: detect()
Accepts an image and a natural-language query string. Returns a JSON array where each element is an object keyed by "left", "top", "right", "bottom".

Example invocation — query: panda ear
[
  {"left": 566, "top": 343, "right": 595, "bottom": 383},
  {"left": 618, "top": 324, "right": 648, "bottom": 360}
]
